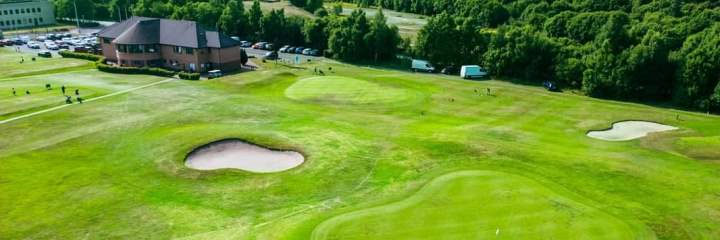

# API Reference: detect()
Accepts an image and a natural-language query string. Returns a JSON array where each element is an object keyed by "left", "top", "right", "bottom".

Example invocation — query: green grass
[
  {"left": 285, "top": 76, "right": 421, "bottom": 105},
  {"left": 313, "top": 170, "right": 642, "bottom": 240},
  {"left": 674, "top": 136, "right": 720, "bottom": 160},
  {"left": 1, "top": 54, "right": 720, "bottom": 239},
  {"left": 0, "top": 70, "right": 166, "bottom": 120},
  {"left": 0, "top": 48, "right": 91, "bottom": 79}
]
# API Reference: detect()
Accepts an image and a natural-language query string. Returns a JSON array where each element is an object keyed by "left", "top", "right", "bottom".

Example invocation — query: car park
[
  {"left": 46, "top": 43, "right": 59, "bottom": 50},
  {"left": 37, "top": 51, "right": 52, "bottom": 58}
]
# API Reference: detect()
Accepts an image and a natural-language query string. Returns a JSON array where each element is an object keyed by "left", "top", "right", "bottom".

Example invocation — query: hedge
[
  {"left": 96, "top": 63, "right": 176, "bottom": 77},
  {"left": 59, "top": 50, "right": 176, "bottom": 78},
  {"left": 179, "top": 72, "right": 200, "bottom": 80},
  {"left": 58, "top": 51, "right": 104, "bottom": 62}
]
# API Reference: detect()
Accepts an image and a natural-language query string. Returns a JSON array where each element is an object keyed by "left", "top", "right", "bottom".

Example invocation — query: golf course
[{"left": 1, "top": 55, "right": 719, "bottom": 240}]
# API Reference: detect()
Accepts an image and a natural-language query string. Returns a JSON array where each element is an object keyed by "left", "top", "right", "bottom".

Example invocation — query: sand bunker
[
  {"left": 185, "top": 139, "right": 304, "bottom": 173},
  {"left": 587, "top": 121, "right": 678, "bottom": 141}
]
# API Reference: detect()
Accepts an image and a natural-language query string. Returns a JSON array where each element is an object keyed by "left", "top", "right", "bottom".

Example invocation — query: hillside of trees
[
  {"left": 333, "top": 0, "right": 720, "bottom": 113},
  {"left": 53, "top": 0, "right": 720, "bottom": 113}
]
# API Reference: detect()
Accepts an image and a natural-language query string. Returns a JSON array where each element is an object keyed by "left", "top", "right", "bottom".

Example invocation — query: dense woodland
[{"left": 51, "top": 0, "right": 720, "bottom": 112}]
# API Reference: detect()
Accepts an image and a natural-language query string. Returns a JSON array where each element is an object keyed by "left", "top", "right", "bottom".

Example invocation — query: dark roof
[{"left": 98, "top": 16, "right": 239, "bottom": 48}]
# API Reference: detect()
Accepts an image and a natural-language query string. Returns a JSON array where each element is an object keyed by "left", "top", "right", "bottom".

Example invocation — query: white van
[
  {"left": 411, "top": 59, "right": 435, "bottom": 72},
  {"left": 460, "top": 65, "right": 488, "bottom": 79}
]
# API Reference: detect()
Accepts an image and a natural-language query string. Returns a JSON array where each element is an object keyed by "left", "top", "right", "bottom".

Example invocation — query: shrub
[
  {"left": 96, "top": 63, "right": 176, "bottom": 77},
  {"left": 58, "top": 51, "right": 104, "bottom": 62},
  {"left": 179, "top": 72, "right": 201, "bottom": 80}
]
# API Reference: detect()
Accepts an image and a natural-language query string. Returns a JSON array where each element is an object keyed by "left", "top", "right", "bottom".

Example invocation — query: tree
[
  {"left": 672, "top": 23, "right": 720, "bottom": 109},
  {"left": 240, "top": 49, "right": 249, "bottom": 66},
  {"left": 415, "top": 13, "right": 460, "bottom": 67},
  {"left": 248, "top": 0, "right": 264, "bottom": 38},
  {"left": 305, "top": 0, "right": 324, "bottom": 13},
  {"left": 304, "top": 18, "right": 329, "bottom": 50},
  {"left": 364, "top": 8, "right": 401, "bottom": 62},
  {"left": 218, "top": 0, "right": 248, "bottom": 37}
]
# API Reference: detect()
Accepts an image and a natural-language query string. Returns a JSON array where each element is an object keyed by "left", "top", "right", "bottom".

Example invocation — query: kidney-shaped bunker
[{"left": 185, "top": 139, "right": 304, "bottom": 173}]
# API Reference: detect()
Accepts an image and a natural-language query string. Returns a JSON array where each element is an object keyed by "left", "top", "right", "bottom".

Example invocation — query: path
[{"left": 0, "top": 78, "right": 176, "bottom": 125}]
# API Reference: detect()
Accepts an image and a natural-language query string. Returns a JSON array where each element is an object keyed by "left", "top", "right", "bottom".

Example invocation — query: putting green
[
  {"left": 312, "top": 171, "right": 642, "bottom": 240},
  {"left": 285, "top": 76, "right": 418, "bottom": 105}
]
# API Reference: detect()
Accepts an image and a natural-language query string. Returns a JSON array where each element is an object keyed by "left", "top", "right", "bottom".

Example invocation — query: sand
[
  {"left": 185, "top": 139, "right": 304, "bottom": 173},
  {"left": 587, "top": 121, "right": 678, "bottom": 141}
]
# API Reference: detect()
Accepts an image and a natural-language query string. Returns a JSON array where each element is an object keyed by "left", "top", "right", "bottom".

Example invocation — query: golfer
[
  {"left": 75, "top": 89, "right": 79, "bottom": 96},
  {"left": 61, "top": 85, "right": 66, "bottom": 95},
  {"left": 12, "top": 88, "right": 16, "bottom": 96}
]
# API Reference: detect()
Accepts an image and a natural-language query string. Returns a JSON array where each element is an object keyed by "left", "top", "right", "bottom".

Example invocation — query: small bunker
[
  {"left": 185, "top": 139, "right": 304, "bottom": 173},
  {"left": 587, "top": 121, "right": 678, "bottom": 141}
]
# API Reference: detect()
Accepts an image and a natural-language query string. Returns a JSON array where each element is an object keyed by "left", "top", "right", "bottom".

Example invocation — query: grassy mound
[
  {"left": 285, "top": 76, "right": 418, "bottom": 105},
  {"left": 312, "top": 171, "right": 642, "bottom": 240}
]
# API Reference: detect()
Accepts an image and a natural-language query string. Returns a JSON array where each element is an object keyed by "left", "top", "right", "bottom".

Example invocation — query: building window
[
  {"left": 173, "top": 46, "right": 182, "bottom": 53},
  {"left": 132, "top": 60, "right": 144, "bottom": 66},
  {"left": 184, "top": 47, "right": 193, "bottom": 55},
  {"left": 103, "top": 38, "right": 111, "bottom": 44},
  {"left": 38, "top": 8, "right": 41, "bottom": 12},
  {"left": 39, "top": 17, "right": 43, "bottom": 22},
  {"left": 117, "top": 44, "right": 127, "bottom": 53},
  {"left": 15, "top": 9, "right": 19, "bottom": 14},
  {"left": 144, "top": 44, "right": 157, "bottom": 53},
  {"left": 31, "top": 8, "right": 35, "bottom": 13}
]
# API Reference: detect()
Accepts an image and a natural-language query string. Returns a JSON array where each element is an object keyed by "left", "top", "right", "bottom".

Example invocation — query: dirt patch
[
  {"left": 185, "top": 139, "right": 304, "bottom": 173},
  {"left": 587, "top": 121, "right": 678, "bottom": 141}
]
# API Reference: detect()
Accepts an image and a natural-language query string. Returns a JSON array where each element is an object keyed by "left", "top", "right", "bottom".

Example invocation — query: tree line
[{"left": 407, "top": 0, "right": 720, "bottom": 113}]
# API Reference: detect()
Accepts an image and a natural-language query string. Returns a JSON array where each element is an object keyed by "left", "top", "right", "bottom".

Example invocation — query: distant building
[
  {"left": 0, "top": 0, "right": 56, "bottom": 30},
  {"left": 97, "top": 17, "right": 244, "bottom": 72}
]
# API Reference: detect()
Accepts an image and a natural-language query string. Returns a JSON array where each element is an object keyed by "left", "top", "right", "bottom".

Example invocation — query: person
[
  {"left": 12, "top": 88, "right": 16, "bottom": 96},
  {"left": 77, "top": 97, "right": 83, "bottom": 104},
  {"left": 65, "top": 96, "right": 72, "bottom": 104},
  {"left": 61, "top": 85, "right": 66, "bottom": 95},
  {"left": 314, "top": 67, "right": 317, "bottom": 74},
  {"left": 486, "top": 88, "right": 491, "bottom": 95},
  {"left": 45, "top": 84, "right": 51, "bottom": 90},
  {"left": 75, "top": 89, "right": 79, "bottom": 96},
  {"left": 25, "top": 90, "right": 30, "bottom": 95},
  {"left": 20, "top": 57, "right": 24, "bottom": 63}
]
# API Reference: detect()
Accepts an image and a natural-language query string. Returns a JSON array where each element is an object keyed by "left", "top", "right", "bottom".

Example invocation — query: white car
[
  {"left": 27, "top": 41, "right": 41, "bottom": 49},
  {"left": 46, "top": 43, "right": 59, "bottom": 50}
]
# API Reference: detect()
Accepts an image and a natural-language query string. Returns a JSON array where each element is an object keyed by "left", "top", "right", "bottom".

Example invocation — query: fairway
[
  {"left": 1, "top": 56, "right": 720, "bottom": 239},
  {"left": 0, "top": 48, "right": 91, "bottom": 78},
  {"left": 313, "top": 171, "right": 640, "bottom": 240},
  {"left": 285, "top": 76, "right": 420, "bottom": 105}
]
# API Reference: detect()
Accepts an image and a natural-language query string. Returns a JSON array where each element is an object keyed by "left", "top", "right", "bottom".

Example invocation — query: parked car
[
  {"left": 36, "top": 36, "right": 47, "bottom": 41},
  {"left": 294, "top": 47, "right": 305, "bottom": 54},
  {"left": 208, "top": 70, "right": 223, "bottom": 79},
  {"left": 460, "top": 65, "right": 488, "bottom": 79},
  {"left": 46, "top": 43, "right": 59, "bottom": 50},
  {"left": 264, "top": 43, "right": 274, "bottom": 50},
  {"left": 264, "top": 51, "right": 279, "bottom": 60},
  {"left": 74, "top": 46, "right": 90, "bottom": 53},
  {"left": 302, "top": 48, "right": 313, "bottom": 55},
  {"left": 252, "top": 42, "right": 267, "bottom": 49},
  {"left": 27, "top": 41, "right": 41, "bottom": 49},
  {"left": 58, "top": 44, "right": 70, "bottom": 49},
  {"left": 441, "top": 66, "right": 458, "bottom": 75},
  {"left": 37, "top": 50, "right": 52, "bottom": 58},
  {"left": 239, "top": 41, "right": 252, "bottom": 47},
  {"left": 543, "top": 81, "right": 560, "bottom": 92},
  {"left": 411, "top": 59, "right": 435, "bottom": 72},
  {"left": 310, "top": 49, "right": 322, "bottom": 56},
  {"left": 279, "top": 45, "right": 290, "bottom": 53},
  {"left": 230, "top": 36, "right": 240, "bottom": 41}
]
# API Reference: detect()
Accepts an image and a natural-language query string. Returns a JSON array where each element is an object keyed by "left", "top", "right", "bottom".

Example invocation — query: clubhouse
[{"left": 97, "top": 17, "right": 243, "bottom": 72}]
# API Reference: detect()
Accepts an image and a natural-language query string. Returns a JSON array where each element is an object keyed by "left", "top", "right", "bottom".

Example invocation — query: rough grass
[{"left": 1, "top": 56, "right": 720, "bottom": 239}]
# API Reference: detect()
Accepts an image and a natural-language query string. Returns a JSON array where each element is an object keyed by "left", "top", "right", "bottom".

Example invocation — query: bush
[
  {"left": 179, "top": 72, "right": 201, "bottom": 80},
  {"left": 96, "top": 63, "right": 176, "bottom": 77},
  {"left": 58, "top": 51, "right": 104, "bottom": 62}
]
